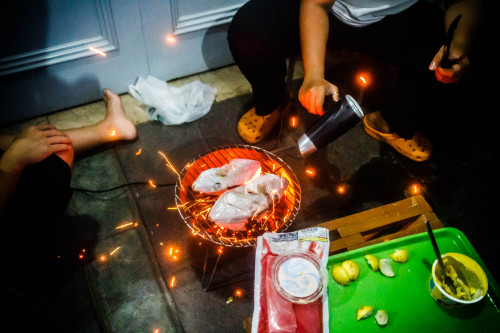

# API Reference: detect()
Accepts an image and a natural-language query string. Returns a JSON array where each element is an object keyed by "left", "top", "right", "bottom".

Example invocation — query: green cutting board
[{"left": 327, "top": 228, "right": 500, "bottom": 332}]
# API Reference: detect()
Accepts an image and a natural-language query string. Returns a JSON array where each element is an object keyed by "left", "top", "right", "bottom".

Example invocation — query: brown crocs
[{"left": 363, "top": 115, "right": 432, "bottom": 162}]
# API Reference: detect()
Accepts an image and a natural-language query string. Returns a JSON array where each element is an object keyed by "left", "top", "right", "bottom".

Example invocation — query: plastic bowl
[
  {"left": 429, "top": 252, "right": 488, "bottom": 308},
  {"left": 272, "top": 251, "right": 328, "bottom": 304}
]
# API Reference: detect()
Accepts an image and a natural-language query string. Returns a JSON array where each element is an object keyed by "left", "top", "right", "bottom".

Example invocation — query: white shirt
[{"left": 332, "top": 0, "right": 419, "bottom": 27}]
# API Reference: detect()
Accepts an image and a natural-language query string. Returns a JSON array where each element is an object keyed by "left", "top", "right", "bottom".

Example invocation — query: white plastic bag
[{"left": 128, "top": 75, "right": 217, "bottom": 125}]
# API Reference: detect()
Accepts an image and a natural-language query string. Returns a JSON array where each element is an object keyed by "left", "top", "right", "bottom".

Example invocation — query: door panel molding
[
  {"left": 170, "top": 2, "right": 243, "bottom": 35},
  {"left": 0, "top": 0, "right": 118, "bottom": 76}
]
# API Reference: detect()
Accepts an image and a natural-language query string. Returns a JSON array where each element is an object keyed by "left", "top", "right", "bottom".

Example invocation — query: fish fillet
[
  {"left": 191, "top": 159, "right": 261, "bottom": 194},
  {"left": 208, "top": 174, "right": 289, "bottom": 230}
]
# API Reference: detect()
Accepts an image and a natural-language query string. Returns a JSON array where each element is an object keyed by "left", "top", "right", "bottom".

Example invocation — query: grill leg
[{"left": 201, "top": 244, "right": 223, "bottom": 292}]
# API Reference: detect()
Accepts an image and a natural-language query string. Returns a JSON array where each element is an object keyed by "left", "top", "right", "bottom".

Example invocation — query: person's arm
[
  {"left": 0, "top": 125, "right": 72, "bottom": 213},
  {"left": 429, "top": 0, "right": 484, "bottom": 83},
  {"left": 298, "top": 0, "right": 338, "bottom": 115}
]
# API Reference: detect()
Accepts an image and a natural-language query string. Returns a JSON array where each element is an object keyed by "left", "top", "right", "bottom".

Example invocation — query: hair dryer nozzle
[{"left": 298, "top": 134, "right": 317, "bottom": 157}]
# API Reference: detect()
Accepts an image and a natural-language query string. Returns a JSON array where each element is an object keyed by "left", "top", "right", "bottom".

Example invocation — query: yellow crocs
[
  {"left": 363, "top": 114, "right": 432, "bottom": 162},
  {"left": 238, "top": 107, "right": 281, "bottom": 144}
]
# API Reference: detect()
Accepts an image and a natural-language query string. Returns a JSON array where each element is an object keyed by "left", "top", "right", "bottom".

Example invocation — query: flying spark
[
  {"left": 158, "top": 151, "right": 183, "bottom": 190},
  {"left": 89, "top": 47, "right": 106, "bottom": 56},
  {"left": 116, "top": 222, "right": 135, "bottom": 230},
  {"left": 110, "top": 247, "right": 120, "bottom": 256},
  {"left": 306, "top": 169, "right": 315, "bottom": 176},
  {"left": 410, "top": 183, "right": 421, "bottom": 194},
  {"left": 356, "top": 72, "right": 371, "bottom": 87}
]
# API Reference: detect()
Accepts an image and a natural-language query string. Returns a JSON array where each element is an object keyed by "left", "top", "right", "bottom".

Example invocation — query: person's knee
[
  {"left": 227, "top": 2, "right": 254, "bottom": 55},
  {"left": 228, "top": 0, "right": 281, "bottom": 55}
]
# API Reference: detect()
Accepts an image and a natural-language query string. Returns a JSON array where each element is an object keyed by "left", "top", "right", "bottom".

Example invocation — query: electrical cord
[{"left": 71, "top": 181, "right": 176, "bottom": 193}]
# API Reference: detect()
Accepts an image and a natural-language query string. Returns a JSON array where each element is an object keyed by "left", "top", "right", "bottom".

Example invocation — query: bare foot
[
  {"left": 365, "top": 111, "right": 391, "bottom": 134},
  {"left": 101, "top": 89, "right": 137, "bottom": 141}
]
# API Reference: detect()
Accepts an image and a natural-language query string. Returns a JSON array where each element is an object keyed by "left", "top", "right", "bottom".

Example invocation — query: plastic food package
[
  {"left": 128, "top": 75, "right": 216, "bottom": 125},
  {"left": 251, "top": 228, "right": 329, "bottom": 333}
]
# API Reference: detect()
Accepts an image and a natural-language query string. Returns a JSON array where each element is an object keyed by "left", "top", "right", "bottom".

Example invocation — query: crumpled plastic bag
[{"left": 128, "top": 75, "right": 217, "bottom": 125}]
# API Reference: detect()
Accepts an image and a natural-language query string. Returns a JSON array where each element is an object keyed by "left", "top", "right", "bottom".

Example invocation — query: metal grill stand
[{"left": 201, "top": 244, "right": 223, "bottom": 291}]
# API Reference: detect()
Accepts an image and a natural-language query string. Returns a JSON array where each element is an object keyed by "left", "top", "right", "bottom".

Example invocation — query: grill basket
[{"left": 175, "top": 145, "right": 301, "bottom": 247}]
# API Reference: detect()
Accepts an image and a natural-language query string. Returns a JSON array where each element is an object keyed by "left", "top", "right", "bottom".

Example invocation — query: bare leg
[
  {"left": 63, "top": 89, "right": 137, "bottom": 155},
  {"left": 2, "top": 89, "right": 136, "bottom": 169},
  {"left": 54, "top": 89, "right": 136, "bottom": 168}
]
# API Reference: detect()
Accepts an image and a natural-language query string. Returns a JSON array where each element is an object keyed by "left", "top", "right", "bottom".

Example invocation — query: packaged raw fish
[
  {"left": 191, "top": 159, "right": 261, "bottom": 193},
  {"left": 208, "top": 174, "right": 289, "bottom": 230},
  {"left": 252, "top": 228, "right": 329, "bottom": 333}
]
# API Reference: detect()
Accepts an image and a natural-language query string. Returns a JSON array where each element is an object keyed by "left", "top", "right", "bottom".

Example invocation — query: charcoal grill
[{"left": 175, "top": 145, "right": 301, "bottom": 248}]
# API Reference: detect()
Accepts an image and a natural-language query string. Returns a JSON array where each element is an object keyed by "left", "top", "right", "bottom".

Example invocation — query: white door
[{"left": 0, "top": 0, "right": 246, "bottom": 124}]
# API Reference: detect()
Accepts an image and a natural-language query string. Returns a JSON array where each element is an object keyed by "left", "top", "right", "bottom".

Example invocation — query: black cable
[{"left": 71, "top": 181, "right": 176, "bottom": 193}]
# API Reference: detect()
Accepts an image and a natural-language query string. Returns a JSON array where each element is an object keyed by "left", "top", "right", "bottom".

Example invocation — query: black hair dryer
[{"left": 298, "top": 95, "right": 364, "bottom": 157}]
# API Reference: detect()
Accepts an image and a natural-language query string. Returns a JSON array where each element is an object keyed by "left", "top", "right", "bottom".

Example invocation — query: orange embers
[
  {"left": 305, "top": 168, "right": 315, "bottom": 177},
  {"left": 167, "top": 246, "right": 180, "bottom": 261}
]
